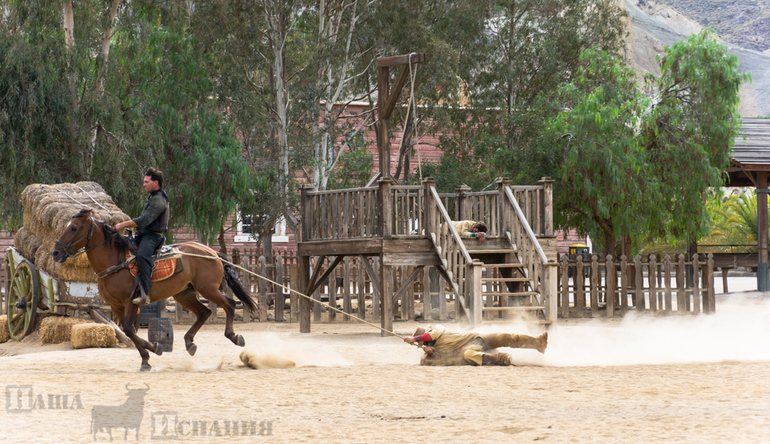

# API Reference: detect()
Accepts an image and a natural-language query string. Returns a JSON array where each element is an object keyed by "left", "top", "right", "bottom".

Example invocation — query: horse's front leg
[{"left": 121, "top": 303, "right": 162, "bottom": 371}]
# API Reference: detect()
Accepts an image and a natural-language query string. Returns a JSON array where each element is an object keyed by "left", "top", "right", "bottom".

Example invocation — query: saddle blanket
[{"left": 127, "top": 246, "right": 183, "bottom": 282}]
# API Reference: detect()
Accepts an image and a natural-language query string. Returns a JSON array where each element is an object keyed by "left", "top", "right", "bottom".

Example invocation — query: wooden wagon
[{"left": 5, "top": 246, "right": 129, "bottom": 343}]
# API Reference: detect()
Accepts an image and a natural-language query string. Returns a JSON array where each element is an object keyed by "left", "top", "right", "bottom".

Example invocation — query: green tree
[
  {"left": 548, "top": 49, "right": 650, "bottom": 255},
  {"left": 430, "top": 0, "right": 627, "bottom": 191},
  {"left": 548, "top": 30, "right": 749, "bottom": 255}
]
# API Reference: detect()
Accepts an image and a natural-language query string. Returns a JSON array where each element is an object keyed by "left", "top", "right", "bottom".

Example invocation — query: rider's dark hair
[
  {"left": 474, "top": 222, "right": 488, "bottom": 233},
  {"left": 145, "top": 167, "right": 164, "bottom": 188}
]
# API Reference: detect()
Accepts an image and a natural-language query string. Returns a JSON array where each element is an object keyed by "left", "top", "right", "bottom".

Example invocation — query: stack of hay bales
[
  {"left": 0, "top": 315, "right": 9, "bottom": 343},
  {"left": 70, "top": 323, "right": 118, "bottom": 348},
  {"left": 39, "top": 316, "right": 89, "bottom": 344},
  {"left": 16, "top": 182, "right": 130, "bottom": 282}
]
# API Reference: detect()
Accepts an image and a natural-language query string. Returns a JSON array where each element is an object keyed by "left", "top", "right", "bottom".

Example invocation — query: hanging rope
[
  {"left": 408, "top": 52, "right": 423, "bottom": 181},
  {"left": 174, "top": 251, "right": 417, "bottom": 344}
]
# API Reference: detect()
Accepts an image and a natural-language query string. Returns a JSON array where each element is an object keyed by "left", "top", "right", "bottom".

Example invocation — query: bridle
[{"left": 54, "top": 216, "right": 106, "bottom": 258}]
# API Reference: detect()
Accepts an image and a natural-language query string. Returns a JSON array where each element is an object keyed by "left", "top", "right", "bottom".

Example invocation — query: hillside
[
  {"left": 652, "top": 0, "right": 770, "bottom": 53},
  {"left": 624, "top": 0, "right": 770, "bottom": 117}
]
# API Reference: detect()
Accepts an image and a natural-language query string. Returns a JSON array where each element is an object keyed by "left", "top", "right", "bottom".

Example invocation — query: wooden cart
[{"left": 5, "top": 247, "right": 130, "bottom": 344}]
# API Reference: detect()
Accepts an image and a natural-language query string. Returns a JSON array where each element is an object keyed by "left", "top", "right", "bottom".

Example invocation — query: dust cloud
[{"left": 530, "top": 292, "right": 770, "bottom": 367}]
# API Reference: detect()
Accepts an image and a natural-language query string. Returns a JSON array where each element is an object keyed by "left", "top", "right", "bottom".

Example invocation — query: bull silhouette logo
[{"left": 91, "top": 383, "right": 149, "bottom": 441}]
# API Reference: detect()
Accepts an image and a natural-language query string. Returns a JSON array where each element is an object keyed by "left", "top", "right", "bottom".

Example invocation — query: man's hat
[{"left": 413, "top": 327, "right": 426, "bottom": 337}]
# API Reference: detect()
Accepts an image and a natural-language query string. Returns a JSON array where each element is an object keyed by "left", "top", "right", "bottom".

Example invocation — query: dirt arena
[{"left": 1, "top": 292, "right": 769, "bottom": 443}]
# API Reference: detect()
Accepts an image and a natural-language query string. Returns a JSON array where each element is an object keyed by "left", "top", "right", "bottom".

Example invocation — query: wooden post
[
  {"left": 620, "top": 255, "right": 628, "bottom": 315},
  {"left": 343, "top": 258, "right": 352, "bottom": 321},
  {"left": 497, "top": 178, "right": 511, "bottom": 235},
  {"left": 275, "top": 255, "right": 285, "bottom": 322},
  {"left": 575, "top": 254, "right": 585, "bottom": 317},
  {"left": 423, "top": 178, "right": 436, "bottom": 236},
  {"left": 758, "top": 173, "right": 769, "bottom": 291},
  {"left": 649, "top": 255, "right": 658, "bottom": 312},
  {"left": 422, "top": 266, "right": 432, "bottom": 320},
  {"left": 257, "top": 256, "right": 268, "bottom": 322},
  {"left": 372, "top": 256, "right": 381, "bottom": 321},
  {"left": 606, "top": 255, "right": 615, "bottom": 317},
  {"left": 298, "top": 184, "right": 315, "bottom": 332},
  {"left": 539, "top": 177, "right": 554, "bottom": 237},
  {"left": 559, "top": 255, "right": 569, "bottom": 318},
  {"left": 377, "top": 67, "right": 391, "bottom": 178},
  {"left": 456, "top": 184, "right": 471, "bottom": 221},
  {"left": 634, "top": 255, "right": 644, "bottom": 311},
  {"left": 707, "top": 253, "right": 716, "bottom": 313},
  {"left": 328, "top": 265, "right": 337, "bottom": 322},
  {"left": 692, "top": 254, "right": 701, "bottom": 314},
  {"left": 546, "top": 261, "right": 558, "bottom": 327},
  {"left": 589, "top": 255, "right": 598, "bottom": 317},
  {"left": 469, "top": 260, "right": 483, "bottom": 328},
  {"left": 299, "top": 255, "right": 311, "bottom": 333},
  {"left": 357, "top": 258, "right": 366, "bottom": 319},
  {"left": 664, "top": 255, "right": 672, "bottom": 314},
  {"left": 677, "top": 254, "right": 686, "bottom": 313}
]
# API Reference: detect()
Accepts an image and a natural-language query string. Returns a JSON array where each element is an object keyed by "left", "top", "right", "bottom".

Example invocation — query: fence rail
[{"left": 558, "top": 253, "right": 716, "bottom": 318}]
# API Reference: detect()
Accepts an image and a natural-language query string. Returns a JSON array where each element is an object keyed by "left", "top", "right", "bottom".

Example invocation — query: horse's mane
[{"left": 101, "top": 222, "right": 137, "bottom": 254}]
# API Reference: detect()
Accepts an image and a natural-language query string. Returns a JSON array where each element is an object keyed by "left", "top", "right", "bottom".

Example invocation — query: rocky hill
[{"left": 624, "top": 0, "right": 770, "bottom": 117}]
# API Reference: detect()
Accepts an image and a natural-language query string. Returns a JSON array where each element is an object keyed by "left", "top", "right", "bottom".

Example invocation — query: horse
[{"left": 51, "top": 208, "right": 259, "bottom": 371}]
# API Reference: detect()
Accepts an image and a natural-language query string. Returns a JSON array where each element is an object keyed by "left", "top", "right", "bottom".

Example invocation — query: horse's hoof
[
  {"left": 154, "top": 342, "right": 163, "bottom": 356},
  {"left": 140, "top": 364, "right": 152, "bottom": 372},
  {"left": 187, "top": 343, "right": 197, "bottom": 356},
  {"left": 236, "top": 335, "right": 245, "bottom": 347}
]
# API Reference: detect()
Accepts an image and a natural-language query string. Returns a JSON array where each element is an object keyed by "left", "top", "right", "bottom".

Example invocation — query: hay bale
[
  {"left": 70, "top": 323, "right": 118, "bottom": 349},
  {"left": 13, "top": 228, "right": 42, "bottom": 263},
  {"left": 39, "top": 316, "right": 89, "bottom": 344},
  {"left": 239, "top": 350, "right": 296, "bottom": 369},
  {"left": 17, "top": 181, "right": 130, "bottom": 281},
  {"left": 0, "top": 316, "right": 9, "bottom": 343}
]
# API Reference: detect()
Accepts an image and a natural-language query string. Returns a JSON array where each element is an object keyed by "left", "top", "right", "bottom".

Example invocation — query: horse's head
[{"left": 52, "top": 208, "right": 96, "bottom": 263}]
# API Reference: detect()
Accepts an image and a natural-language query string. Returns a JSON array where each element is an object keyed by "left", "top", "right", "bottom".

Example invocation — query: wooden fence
[
  {"left": 223, "top": 249, "right": 457, "bottom": 324},
  {"left": 0, "top": 249, "right": 720, "bottom": 325},
  {"left": 558, "top": 253, "right": 716, "bottom": 318}
]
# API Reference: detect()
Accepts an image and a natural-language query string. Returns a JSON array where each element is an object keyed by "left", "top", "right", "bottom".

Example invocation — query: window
[{"left": 234, "top": 213, "right": 289, "bottom": 243}]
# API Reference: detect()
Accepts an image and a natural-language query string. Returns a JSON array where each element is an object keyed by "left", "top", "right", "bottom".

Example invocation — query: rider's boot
[{"left": 132, "top": 285, "right": 150, "bottom": 306}]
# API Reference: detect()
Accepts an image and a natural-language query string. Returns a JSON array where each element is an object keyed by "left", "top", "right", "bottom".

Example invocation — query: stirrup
[{"left": 132, "top": 288, "right": 150, "bottom": 306}]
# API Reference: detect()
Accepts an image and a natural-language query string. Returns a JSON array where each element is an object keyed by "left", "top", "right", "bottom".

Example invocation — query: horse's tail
[{"left": 219, "top": 255, "right": 259, "bottom": 315}]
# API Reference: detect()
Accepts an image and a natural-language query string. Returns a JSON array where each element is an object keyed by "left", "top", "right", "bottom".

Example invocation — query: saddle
[{"left": 126, "top": 245, "right": 183, "bottom": 282}]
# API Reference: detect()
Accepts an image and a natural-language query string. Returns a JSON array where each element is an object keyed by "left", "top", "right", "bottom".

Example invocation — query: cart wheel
[{"left": 7, "top": 260, "right": 39, "bottom": 340}]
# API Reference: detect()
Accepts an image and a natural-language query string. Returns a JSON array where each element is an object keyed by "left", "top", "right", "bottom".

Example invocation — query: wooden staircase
[{"left": 464, "top": 238, "right": 549, "bottom": 325}]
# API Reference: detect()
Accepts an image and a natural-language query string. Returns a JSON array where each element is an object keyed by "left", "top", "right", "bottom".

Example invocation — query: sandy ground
[{"left": 1, "top": 284, "right": 770, "bottom": 443}]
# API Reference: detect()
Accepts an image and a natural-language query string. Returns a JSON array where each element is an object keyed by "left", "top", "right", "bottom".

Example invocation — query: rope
[
  {"left": 59, "top": 187, "right": 112, "bottom": 212},
  {"left": 408, "top": 53, "right": 423, "bottom": 180},
  {"left": 174, "top": 251, "right": 415, "bottom": 343}
]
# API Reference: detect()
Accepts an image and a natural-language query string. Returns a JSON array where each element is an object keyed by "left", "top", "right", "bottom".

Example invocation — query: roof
[{"left": 726, "top": 118, "right": 770, "bottom": 187}]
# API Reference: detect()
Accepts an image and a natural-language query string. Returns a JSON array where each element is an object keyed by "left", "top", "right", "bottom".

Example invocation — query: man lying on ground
[{"left": 404, "top": 324, "right": 547, "bottom": 366}]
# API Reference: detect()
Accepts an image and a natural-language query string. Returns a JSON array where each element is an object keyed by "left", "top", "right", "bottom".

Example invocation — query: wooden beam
[
  {"left": 393, "top": 266, "right": 424, "bottom": 302},
  {"left": 305, "top": 255, "right": 326, "bottom": 296},
  {"left": 377, "top": 53, "right": 426, "bottom": 68},
  {"left": 306, "top": 255, "right": 345, "bottom": 296},
  {"left": 381, "top": 66, "right": 411, "bottom": 120},
  {"left": 359, "top": 254, "right": 382, "bottom": 300}
]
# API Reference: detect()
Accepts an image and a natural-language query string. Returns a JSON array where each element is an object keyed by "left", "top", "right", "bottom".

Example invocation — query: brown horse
[{"left": 51, "top": 209, "right": 259, "bottom": 371}]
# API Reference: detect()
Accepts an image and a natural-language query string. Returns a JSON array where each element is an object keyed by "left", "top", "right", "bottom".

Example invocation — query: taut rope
[{"left": 175, "top": 251, "right": 413, "bottom": 342}]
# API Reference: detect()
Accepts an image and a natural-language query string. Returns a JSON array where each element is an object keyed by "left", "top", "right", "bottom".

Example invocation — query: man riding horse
[{"left": 114, "top": 168, "right": 169, "bottom": 306}]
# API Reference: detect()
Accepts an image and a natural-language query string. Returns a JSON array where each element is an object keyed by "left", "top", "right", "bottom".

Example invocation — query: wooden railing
[
  {"left": 301, "top": 186, "right": 380, "bottom": 241},
  {"left": 390, "top": 185, "right": 424, "bottom": 236},
  {"left": 424, "top": 180, "right": 479, "bottom": 321},
  {"left": 501, "top": 186, "right": 558, "bottom": 325},
  {"left": 436, "top": 178, "right": 554, "bottom": 238},
  {"left": 558, "top": 253, "right": 716, "bottom": 318}
]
